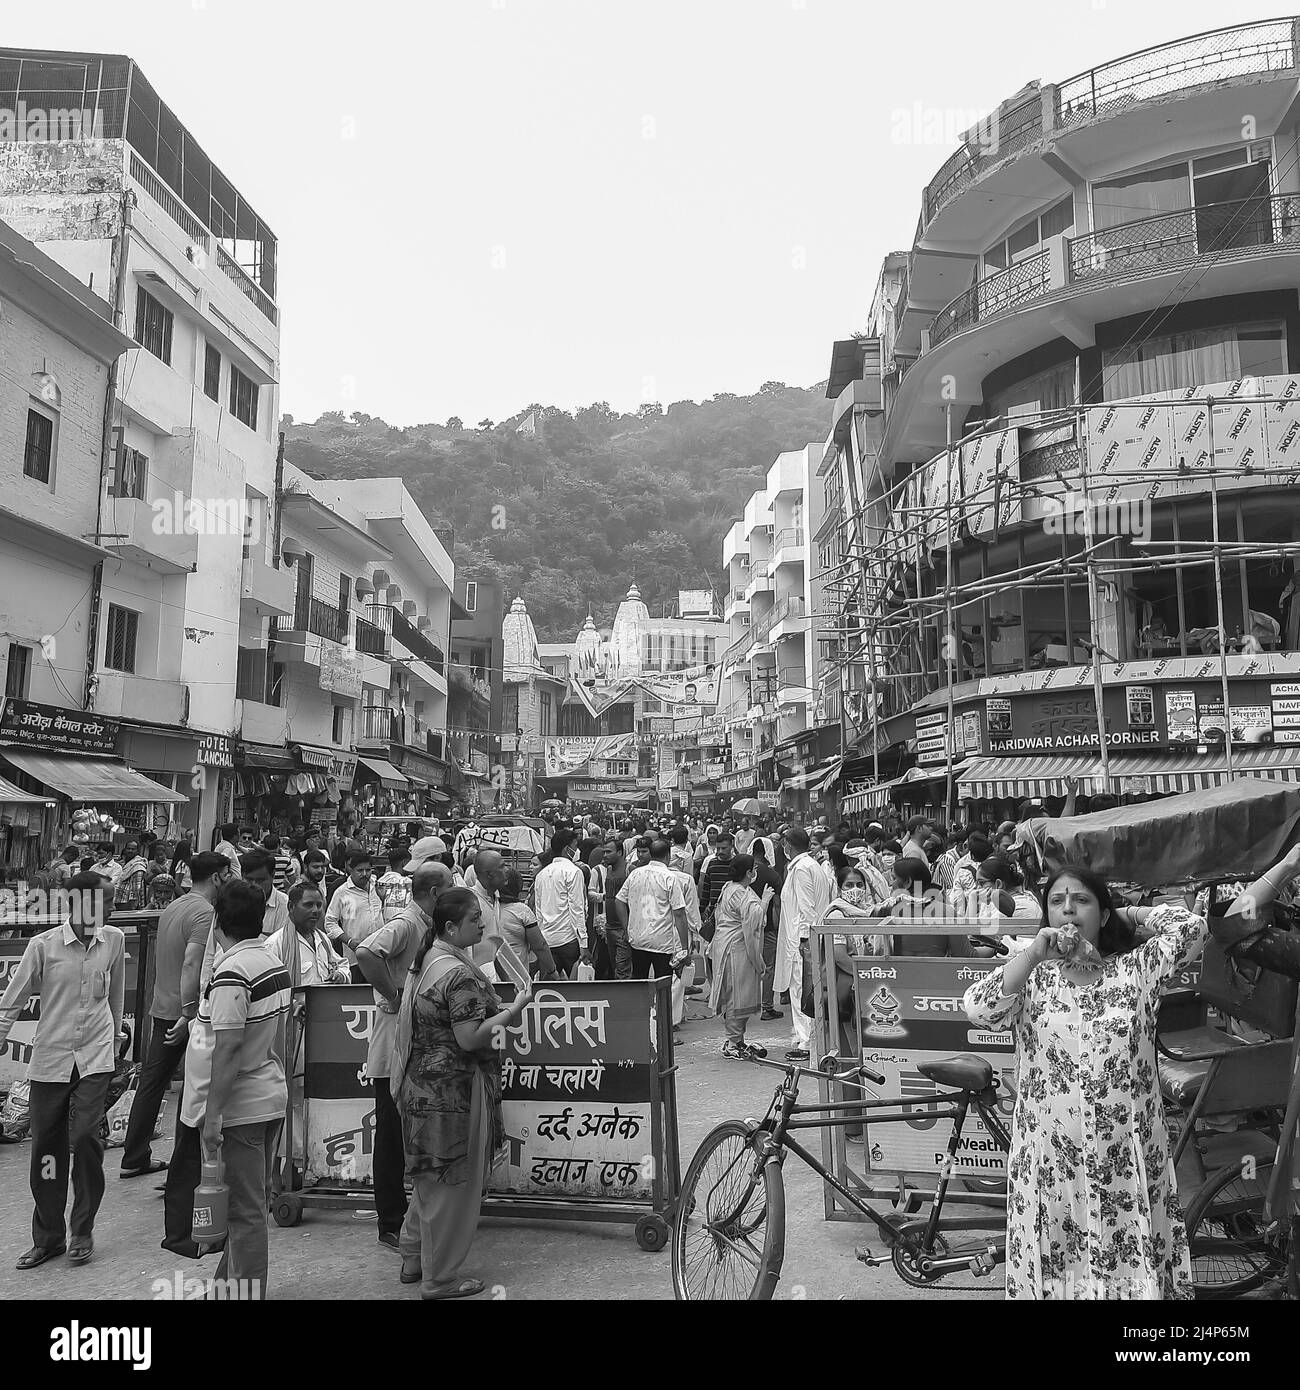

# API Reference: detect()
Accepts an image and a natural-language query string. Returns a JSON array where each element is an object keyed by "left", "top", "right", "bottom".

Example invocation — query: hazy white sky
[{"left": 6, "top": 0, "right": 1272, "bottom": 425}]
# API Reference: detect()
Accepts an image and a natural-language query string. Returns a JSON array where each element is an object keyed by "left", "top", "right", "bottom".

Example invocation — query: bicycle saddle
[{"left": 917, "top": 1054, "right": 994, "bottom": 1091}]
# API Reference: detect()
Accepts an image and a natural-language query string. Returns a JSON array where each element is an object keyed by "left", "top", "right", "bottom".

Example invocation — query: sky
[{"left": 5, "top": 0, "right": 1279, "bottom": 426}]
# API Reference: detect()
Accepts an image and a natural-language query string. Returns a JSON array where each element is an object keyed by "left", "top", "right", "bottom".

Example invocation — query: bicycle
[{"left": 671, "top": 1050, "right": 1012, "bottom": 1300}]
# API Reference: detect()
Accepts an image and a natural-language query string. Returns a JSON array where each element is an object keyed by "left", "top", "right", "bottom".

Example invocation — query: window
[
  {"left": 203, "top": 344, "right": 221, "bottom": 402},
  {"left": 113, "top": 447, "right": 149, "bottom": 500},
  {"left": 983, "top": 196, "right": 1075, "bottom": 273},
  {"left": 608, "top": 760, "right": 632, "bottom": 778},
  {"left": 229, "top": 365, "right": 259, "bottom": 430},
  {"left": 134, "top": 288, "right": 173, "bottom": 364},
  {"left": 338, "top": 573, "right": 351, "bottom": 615},
  {"left": 1102, "top": 321, "right": 1285, "bottom": 399},
  {"left": 105, "top": 605, "right": 139, "bottom": 673},
  {"left": 23, "top": 409, "right": 54, "bottom": 484},
  {"left": 332, "top": 705, "right": 347, "bottom": 744},
  {"left": 539, "top": 690, "right": 553, "bottom": 733},
  {"left": 464, "top": 581, "right": 477, "bottom": 612},
  {"left": 5, "top": 643, "right": 32, "bottom": 699},
  {"left": 989, "top": 359, "right": 1078, "bottom": 422}
]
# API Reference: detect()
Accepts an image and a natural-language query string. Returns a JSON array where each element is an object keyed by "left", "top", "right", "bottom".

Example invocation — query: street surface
[{"left": 0, "top": 1000, "right": 1002, "bottom": 1301}]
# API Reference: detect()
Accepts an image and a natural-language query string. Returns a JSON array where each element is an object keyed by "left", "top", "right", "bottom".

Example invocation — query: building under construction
[{"left": 819, "top": 18, "right": 1300, "bottom": 822}]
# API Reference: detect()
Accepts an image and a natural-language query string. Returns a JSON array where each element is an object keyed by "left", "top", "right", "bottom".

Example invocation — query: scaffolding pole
[
  {"left": 1206, "top": 399, "right": 1235, "bottom": 780},
  {"left": 1078, "top": 408, "right": 1112, "bottom": 792}
]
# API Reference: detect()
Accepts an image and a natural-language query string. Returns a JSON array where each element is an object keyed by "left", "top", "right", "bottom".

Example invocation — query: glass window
[
  {"left": 229, "top": 366, "right": 259, "bottom": 430},
  {"left": 464, "top": 581, "right": 477, "bottom": 612},
  {"left": 1102, "top": 322, "right": 1285, "bottom": 399},
  {"left": 203, "top": 344, "right": 221, "bottom": 402},
  {"left": 989, "top": 359, "right": 1077, "bottom": 421},
  {"left": 134, "top": 288, "right": 173, "bottom": 363},
  {"left": 1091, "top": 163, "right": 1191, "bottom": 229},
  {"left": 5, "top": 643, "right": 31, "bottom": 700}
]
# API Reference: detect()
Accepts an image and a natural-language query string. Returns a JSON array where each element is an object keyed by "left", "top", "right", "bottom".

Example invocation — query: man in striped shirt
[
  {"left": 264, "top": 835, "right": 297, "bottom": 892},
  {"left": 163, "top": 880, "right": 291, "bottom": 1296}
]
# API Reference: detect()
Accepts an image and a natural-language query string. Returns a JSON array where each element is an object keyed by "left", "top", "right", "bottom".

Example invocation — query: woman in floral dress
[{"left": 963, "top": 863, "right": 1209, "bottom": 1300}]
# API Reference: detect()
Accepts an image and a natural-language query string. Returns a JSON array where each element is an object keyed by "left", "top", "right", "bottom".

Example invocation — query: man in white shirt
[
  {"left": 614, "top": 838, "right": 689, "bottom": 984},
  {"left": 212, "top": 824, "right": 243, "bottom": 878},
  {"left": 532, "top": 830, "right": 591, "bottom": 977},
  {"left": 266, "top": 882, "right": 351, "bottom": 987},
  {"left": 667, "top": 859, "right": 702, "bottom": 1028},
  {"left": 734, "top": 818, "right": 757, "bottom": 854},
  {"left": 323, "top": 849, "right": 383, "bottom": 974},
  {"left": 376, "top": 849, "right": 413, "bottom": 924},
  {"left": 775, "top": 825, "right": 832, "bottom": 1060}
]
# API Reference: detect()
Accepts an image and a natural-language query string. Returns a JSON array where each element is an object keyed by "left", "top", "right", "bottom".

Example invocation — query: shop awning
[
  {"left": 238, "top": 744, "right": 297, "bottom": 773},
  {"left": 292, "top": 743, "right": 334, "bottom": 769},
  {"left": 958, "top": 754, "right": 1105, "bottom": 801},
  {"left": 574, "top": 789, "right": 653, "bottom": 806},
  {"left": 840, "top": 773, "right": 912, "bottom": 816},
  {"left": 0, "top": 773, "right": 50, "bottom": 804},
  {"left": 1107, "top": 748, "right": 1300, "bottom": 794},
  {"left": 426, "top": 788, "right": 451, "bottom": 803},
  {"left": 782, "top": 757, "right": 842, "bottom": 793},
  {"left": 1, "top": 751, "right": 187, "bottom": 803},
  {"left": 356, "top": 757, "right": 408, "bottom": 790}
]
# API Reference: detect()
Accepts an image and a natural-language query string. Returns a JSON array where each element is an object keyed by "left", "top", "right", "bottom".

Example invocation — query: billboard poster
[
  {"left": 1165, "top": 690, "right": 1197, "bottom": 745},
  {"left": 985, "top": 697, "right": 1011, "bottom": 736},
  {"left": 636, "top": 666, "right": 721, "bottom": 708},
  {"left": 854, "top": 957, "right": 1014, "bottom": 1178},
  {"left": 1196, "top": 695, "right": 1227, "bottom": 746},
  {"left": 543, "top": 735, "right": 635, "bottom": 777},
  {"left": 1126, "top": 685, "right": 1154, "bottom": 728}
]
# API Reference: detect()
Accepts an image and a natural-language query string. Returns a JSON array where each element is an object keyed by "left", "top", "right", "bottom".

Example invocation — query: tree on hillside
[
  {"left": 447, "top": 416, "right": 463, "bottom": 430},
  {"left": 759, "top": 380, "right": 787, "bottom": 396},
  {"left": 636, "top": 402, "right": 664, "bottom": 420}
]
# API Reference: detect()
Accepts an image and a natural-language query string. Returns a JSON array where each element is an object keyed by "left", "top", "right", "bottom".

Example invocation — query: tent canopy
[{"left": 2, "top": 751, "right": 186, "bottom": 803}]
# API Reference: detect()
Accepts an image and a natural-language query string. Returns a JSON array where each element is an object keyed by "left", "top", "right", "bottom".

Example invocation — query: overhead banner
[
  {"left": 569, "top": 676, "right": 635, "bottom": 719},
  {"left": 543, "top": 734, "right": 635, "bottom": 778},
  {"left": 635, "top": 665, "right": 721, "bottom": 708}
]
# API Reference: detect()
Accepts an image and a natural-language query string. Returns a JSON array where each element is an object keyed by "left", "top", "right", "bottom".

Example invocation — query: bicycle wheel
[
  {"left": 1184, "top": 1159, "right": 1280, "bottom": 1300},
  {"left": 672, "top": 1120, "right": 785, "bottom": 1300}
]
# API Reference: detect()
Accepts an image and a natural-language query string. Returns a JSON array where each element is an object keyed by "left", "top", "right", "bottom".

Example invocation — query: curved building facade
[{"left": 826, "top": 19, "right": 1300, "bottom": 819}]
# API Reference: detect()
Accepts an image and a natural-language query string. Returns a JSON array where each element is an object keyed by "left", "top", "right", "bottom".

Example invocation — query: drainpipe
[{"left": 85, "top": 188, "right": 134, "bottom": 710}]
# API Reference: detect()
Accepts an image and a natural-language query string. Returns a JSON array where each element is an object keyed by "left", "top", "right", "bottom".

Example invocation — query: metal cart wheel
[
  {"left": 272, "top": 1194, "right": 304, "bottom": 1228},
  {"left": 635, "top": 1212, "right": 669, "bottom": 1252}
]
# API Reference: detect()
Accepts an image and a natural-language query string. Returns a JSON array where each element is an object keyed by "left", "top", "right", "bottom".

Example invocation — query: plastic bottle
[{"left": 192, "top": 1157, "right": 228, "bottom": 1243}]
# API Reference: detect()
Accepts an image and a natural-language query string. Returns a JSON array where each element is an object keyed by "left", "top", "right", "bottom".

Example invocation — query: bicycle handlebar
[{"left": 745, "top": 1053, "right": 887, "bottom": 1087}]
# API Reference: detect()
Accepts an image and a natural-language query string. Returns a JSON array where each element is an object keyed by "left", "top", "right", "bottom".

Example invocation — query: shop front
[
  {"left": 116, "top": 724, "right": 236, "bottom": 848},
  {"left": 390, "top": 746, "right": 454, "bottom": 814},
  {"left": 0, "top": 699, "right": 187, "bottom": 872},
  {"left": 774, "top": 725, "right": 841, "bottom": 822}
]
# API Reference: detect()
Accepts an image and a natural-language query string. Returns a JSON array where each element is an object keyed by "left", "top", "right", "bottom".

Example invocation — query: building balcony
[
  {"left": 236, "top": 696, "right": 287, "bottom": 747},
  {"left": 771, "top": 527, "right": 807, "bottom": 572},
  {"left": 831, "top": 377, "right": 883, "bottom": 448},
  {"left": 102, "top": 496, "right": 197, "bottom": 575},
  {"left": 776, "top": 669, "right": 811, "bottom": 706},
  {"left": 744, "top": 569, "right": 774, "bottom": 602},
  {"left": 929, "top": 250, "right": 1052, "bottom": 349},
  {"left": 95, "top": 670, "right": 188, "bottom": 724},
  {"left": 921, "top": 20, "right": 1298, "bottom": 229},
  {"left": 724, "top": 589, "right": 751, "bottom": 622},
  {"left": 292, "top": 596, "right": 349, "bottom": 646},
  {"left": 360, "top": 704, "right": 400, "bottom": 743},
  {"left": 354, "top": 614, "right": 389, "bottom": 658},
  {"left": 368, "top": 604, "right": 445, "bottom": 673},
  {"left": 240, "top": 553, "right": 296, "bottom": 620},
  {"left": 770, "top": 594, "right": 811, "bottom": 642}
]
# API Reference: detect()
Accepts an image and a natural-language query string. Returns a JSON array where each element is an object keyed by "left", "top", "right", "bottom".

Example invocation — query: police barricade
[
  {"left": 0, "top": 910, "right": 159, "bottom": 1090},
  {"left": 278, "top": 977, "right": 681, "bottom": 1250},
  {"left": 808, "top": 913, "right": 1030, "bottom": 1222}
]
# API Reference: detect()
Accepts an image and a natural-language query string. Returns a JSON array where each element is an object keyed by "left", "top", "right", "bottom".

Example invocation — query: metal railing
[
  {"left": 216, "top": 243, "right": 278, "bottom": 324},
  {"left": 1068, "top": 194, "right": 1300, "bottom": 284},
  {"left": 924, "top": 91, "right": 1044, "bottom": 222},
  {"left": 768, "top": 594, "right": 808, "bottom": 632},
  {"left": 367, "top": 604, "right": 445, "bottom": 674},
  {"left": 1055, "top": 19, "right": 1297, "bottom": 128},
  {"left": 294, "top": 596, "right": 349, "bottom": 645},
  {"left": 128, "top": 152, "right": 210, "bottom": 249},
  {"left": 776, "top": 668, "right": 808, "bottom": 693},
  {"left": 354, "top": 615, "right": 388, "bottom": 656},
  {"left": 361, "top": 705, "right": 400, "bottom": 742},
  {"left": 930, "top": 250, "right": 1051, "bottom": 347},
  {"left": 773, "top": 527, "right": 806, "bottom": 554}
]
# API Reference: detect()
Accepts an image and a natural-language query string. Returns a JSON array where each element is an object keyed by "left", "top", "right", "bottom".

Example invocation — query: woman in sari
[
  {"left": 392, "top": 888, "right": 532, "bottom": 1299},
  {"left": 709, "top": 855, "right": 773, "bottom": 1060}
]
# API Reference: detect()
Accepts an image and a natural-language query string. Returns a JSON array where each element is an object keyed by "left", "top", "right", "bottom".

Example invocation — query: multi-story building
[
  {"left": 719, "top": 446, "right": 838, "bottom": 818},
  {"left": 824, "top": 18, "right": 1300, "bottom": 823},
  {"left": 448, "top": 575, "right": 503, "bottom": 811},
  {"left": 0, "top": 217, "right": 166, "bottom": 871},
  {"left": 0, "top": 48, "right": 282, "bottom": 845},
  {"left": 501, "top": 596, "right": 567, "bottom": 809}
]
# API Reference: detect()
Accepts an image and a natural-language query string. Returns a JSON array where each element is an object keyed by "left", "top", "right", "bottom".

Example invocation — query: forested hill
[{"left": 281, "top": 382, "right": 829, "bottom": 641}]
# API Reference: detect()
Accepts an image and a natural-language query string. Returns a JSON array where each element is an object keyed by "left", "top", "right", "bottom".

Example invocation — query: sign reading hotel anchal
[{"left": 0, "top": 698, "right": 119, "bottom": 755}]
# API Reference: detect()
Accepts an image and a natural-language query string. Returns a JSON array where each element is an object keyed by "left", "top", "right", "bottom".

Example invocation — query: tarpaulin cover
[{"left": 1030, "top": 778, "right": 1300, "bottom": 886}]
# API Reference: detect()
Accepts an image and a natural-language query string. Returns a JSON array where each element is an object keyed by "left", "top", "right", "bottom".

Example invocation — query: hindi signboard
[
  {"left": 0, "top": 698, "right": 118, "bottom": 755},
  {"left": 299, "top": 980, "right": 668, "bottom": 1202},
  {"left": 854, "top": 956, "right": 1015, "bottom": 1179}
]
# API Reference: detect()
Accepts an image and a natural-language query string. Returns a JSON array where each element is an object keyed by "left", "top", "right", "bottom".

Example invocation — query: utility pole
[
  {"left": 1079, "top": 409, "right": 1111, "bottom": 793},
  {"left": 1206, "top": 399, "right": 1235, "bottom": 779}
]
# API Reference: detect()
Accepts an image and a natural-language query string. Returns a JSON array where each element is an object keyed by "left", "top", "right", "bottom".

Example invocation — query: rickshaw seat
[
  {"left": 917, "top": 1055, "right": 993, "bottom": 1092},
  {"left": 1158, "top": 1028, "right": 1293, "bottom": 1113}
]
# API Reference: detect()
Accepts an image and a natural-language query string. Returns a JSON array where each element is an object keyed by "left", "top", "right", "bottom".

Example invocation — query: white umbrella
[{"left": 730, "top": 797, "right": 763, "bottom": 817}]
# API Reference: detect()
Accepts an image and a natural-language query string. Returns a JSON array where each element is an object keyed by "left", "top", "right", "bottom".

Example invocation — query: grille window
[
  {"left": 134, "top": 288, "right": 173, "bottom": 363},
  {"left": 105, "top": 605, "right": 139, "bottom": 674},
  {"left": 23, "top": 409, "right": 54, "bottom": 484}
]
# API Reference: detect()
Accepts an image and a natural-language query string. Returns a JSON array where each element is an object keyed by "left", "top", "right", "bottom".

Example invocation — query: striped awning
[
  {"left": 840, "top": 773, "right": 912, "bottom": 815},
  {"left": 958, "top": 754, "right": 1106, "bottom": 801},
  {"left": 782, "top": 757, "right": 842, "bottom": 794},
  {"left": 1107, "top": 748, "right": 1300, "bottom": 793}
]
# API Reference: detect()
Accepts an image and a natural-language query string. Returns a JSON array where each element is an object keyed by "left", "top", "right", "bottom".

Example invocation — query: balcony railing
[
  {"left": 361, "top": 704, "right": 400, "bottom": 743},
  {"left": 129, "top": 153, "right": 210, "bottom": 250},
  {"left": 772, "top": 527, "right": 805, "bottom": 555},
  {"left": 930, "top": 250, "right": 1051, "bottom": 348},
  {"left": 294, "top": 596, "right": 349, "bottom": 645},
  {"left": 769, "top": 594, "right": 808, "bottom": 632},
  {"left": 1055, "top": 19, "right": 1296, "bottom": 129},
  {"left": 1068, "top": 194, "right": 1300, "bottom": 285},
  {"left": 368, "top": 604, "right": 445, "bottom": 674},
  {"left": 354, "top": 615, "right": 388, "bottom": 657},
  {"left": 924, "top": 91, "right": 1044, "bottom": 222},
  {"left": 216, "top": 243, "right": 278, "bottom": 324}
]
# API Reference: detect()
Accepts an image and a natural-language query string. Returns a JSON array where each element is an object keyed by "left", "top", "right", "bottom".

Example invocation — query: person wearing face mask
[
  {"left": 392, "top": 889, "right": 532, "bottom": 1300},
  {"left": 961, "top": 861, "right": 1249, "bottom": 1301}
]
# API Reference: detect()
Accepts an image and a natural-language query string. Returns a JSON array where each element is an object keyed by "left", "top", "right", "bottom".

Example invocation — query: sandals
[
  {"left": 400, "top": 1260, "right": 422, "bottom": 1285},
  {"left": 420, "top": 1276, "right": 485, "bottom": 1301},
  {"left": 120, "top": 1159, "right": 168, "bottom": 1180},
  {"left": 16, "top": 1244, "right": 65, "bottom": 1270}
]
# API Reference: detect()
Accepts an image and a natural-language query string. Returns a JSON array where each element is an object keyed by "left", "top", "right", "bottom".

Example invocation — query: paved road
[{"left": 0, "top": 1002, "right": 1004, "bottom": 1302}]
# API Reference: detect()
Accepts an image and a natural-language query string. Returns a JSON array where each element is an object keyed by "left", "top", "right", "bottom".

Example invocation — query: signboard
[
  {"left": 1166, "top": 689, "right": 1196, "bottom": 744},
  {"left": 1126, "top": 686, "right": 1154, "bottom": 728},
  {"left": 855, "top": 956, "right": 1014, "bottom": 1178},
  {"left": 543, "top": 735, "right": 635, "bottom": 777},
  {"left": 318, "top": 643, "right": 363, "bottom": 698},
  {"left": 759, "top": 789, "right": 781, "bottom": 807},
  {"left": 196, "top": 732, "right": 234, "bottom": 768},
  {"left": 0, "top": 931, "right": 143, "bottom": 1090},
  {"left": 1272, "top": 683, "right": 1300, "bottom": 745},
  {"left": 983, "top": 690, "right": 1162, "bottom": 753},
  {"left": 0, "top": 699, "right": 118, "bottom": 755},
  {"left": 646, "top": 717, "right": 675, "bottom": 736},
  {"left": 569, "top": 780, "right": 640, "bottom": 796},
  {"left": 636, "top": 666, "right": 721, "bottom": 708}
]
